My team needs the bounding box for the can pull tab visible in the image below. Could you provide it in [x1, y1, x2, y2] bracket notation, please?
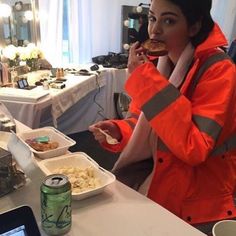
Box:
[51, 177, 63, 185]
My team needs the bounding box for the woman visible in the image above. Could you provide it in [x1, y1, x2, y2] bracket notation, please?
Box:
[89, 0, 236, 233]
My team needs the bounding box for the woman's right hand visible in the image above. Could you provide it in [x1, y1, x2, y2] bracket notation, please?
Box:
[88, 120, 122, 144]
[128, 41, 148, 74]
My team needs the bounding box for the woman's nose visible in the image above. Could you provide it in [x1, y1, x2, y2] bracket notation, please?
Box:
[149, 21, 162, 36]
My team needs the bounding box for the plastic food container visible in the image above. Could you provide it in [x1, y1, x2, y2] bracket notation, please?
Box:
[17, 127, 76, 159]
[38, 152, 116, 200]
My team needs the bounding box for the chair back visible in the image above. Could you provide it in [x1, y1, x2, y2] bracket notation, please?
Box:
[228, 40, 236, 64]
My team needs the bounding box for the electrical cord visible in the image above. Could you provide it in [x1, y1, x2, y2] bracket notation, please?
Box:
[93, 72, 108, 120]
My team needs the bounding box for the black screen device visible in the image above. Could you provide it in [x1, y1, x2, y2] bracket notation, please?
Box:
[18, 80, 24, 89]
[78, 69, 91, 76]
[0, 205, 41, 236]
[90, 64, 99, 71]
[22, 79, 28, 87]
[17, 79, 36, 90]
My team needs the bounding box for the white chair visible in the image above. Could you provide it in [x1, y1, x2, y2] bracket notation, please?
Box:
[114, 92, 131, 119]
[212, 220, 236, 236]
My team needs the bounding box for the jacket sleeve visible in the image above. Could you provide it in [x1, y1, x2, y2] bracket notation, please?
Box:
[125, 61, 236, 166]
[101, 100, 141, 153]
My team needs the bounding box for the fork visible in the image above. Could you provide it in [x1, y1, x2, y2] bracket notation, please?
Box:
[97, 128, 119, 145]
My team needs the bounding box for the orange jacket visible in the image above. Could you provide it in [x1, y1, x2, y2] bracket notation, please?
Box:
[103, 24, 236, 224]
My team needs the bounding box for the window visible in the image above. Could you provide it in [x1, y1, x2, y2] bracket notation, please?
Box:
[62, 0, 69, 64]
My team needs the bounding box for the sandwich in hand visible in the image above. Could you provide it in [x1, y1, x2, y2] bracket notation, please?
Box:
[142, 39, 168, 56]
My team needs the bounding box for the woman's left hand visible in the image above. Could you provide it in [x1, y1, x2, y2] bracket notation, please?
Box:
[128, 41, 149, 74]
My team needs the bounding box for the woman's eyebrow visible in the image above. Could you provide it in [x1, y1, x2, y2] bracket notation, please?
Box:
[149, 9, 155, 14]
[161, 12, 178, 17]
[149, 9, 178, 17]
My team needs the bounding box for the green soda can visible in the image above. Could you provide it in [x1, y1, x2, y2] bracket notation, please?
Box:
[41, 174, 72, 235]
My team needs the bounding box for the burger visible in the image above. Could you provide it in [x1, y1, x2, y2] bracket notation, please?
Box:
[142, 39, 168, 56]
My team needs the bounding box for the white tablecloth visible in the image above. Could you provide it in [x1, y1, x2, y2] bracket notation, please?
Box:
[0, 68, 128, 134]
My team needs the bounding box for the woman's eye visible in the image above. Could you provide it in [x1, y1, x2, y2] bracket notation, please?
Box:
[148, 15, 156, 22]
[163, 18, 175, 25]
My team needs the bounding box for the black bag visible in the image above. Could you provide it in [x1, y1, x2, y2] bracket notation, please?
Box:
[92, 52, 128, 68]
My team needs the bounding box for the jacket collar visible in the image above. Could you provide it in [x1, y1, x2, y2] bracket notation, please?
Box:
[195, 23, 228, 57]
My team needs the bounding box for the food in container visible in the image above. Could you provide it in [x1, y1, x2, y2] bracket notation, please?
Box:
[25, 136, 59, 152]
[17, 127, 76, 159]
[38, 152, 116, 200]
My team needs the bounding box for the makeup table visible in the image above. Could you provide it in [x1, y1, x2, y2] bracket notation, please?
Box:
[0, 67, 128, 134]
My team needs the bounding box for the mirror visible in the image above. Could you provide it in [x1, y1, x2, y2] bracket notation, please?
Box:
[121, 5, 149, 52]
[0, 0, 40, 47]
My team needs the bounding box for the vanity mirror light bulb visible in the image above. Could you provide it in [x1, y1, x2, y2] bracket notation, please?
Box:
[24, 10, 33, 21]
[136, 6, 143, 13]
[123, 44, 130, 50]
[23, 40, 29, 46]
[0, 3, 11, 17]
[124, 20, 129, 27]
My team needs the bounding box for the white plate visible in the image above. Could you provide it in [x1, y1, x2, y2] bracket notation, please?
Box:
[38, 152, 116, 200]
[16, 127, 76, 159]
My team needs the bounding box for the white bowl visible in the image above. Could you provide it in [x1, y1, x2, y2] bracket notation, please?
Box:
[17, 127, 76, 159]
[38, 152, 116, 200]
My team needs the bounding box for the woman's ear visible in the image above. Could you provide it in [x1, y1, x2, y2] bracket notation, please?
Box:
[189, 20, 202, 37]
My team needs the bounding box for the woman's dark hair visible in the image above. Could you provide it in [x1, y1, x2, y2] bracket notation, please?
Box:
[167, 0, 214, 47]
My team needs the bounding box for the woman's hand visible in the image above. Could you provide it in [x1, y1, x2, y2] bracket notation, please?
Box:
[128, 41, 149, 74]
[89, 120, 122, 144]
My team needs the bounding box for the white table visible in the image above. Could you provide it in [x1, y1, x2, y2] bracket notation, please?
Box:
[0, 68, 128, 134]
[0, 179, 206, 236]
[0, 121, 206, 236]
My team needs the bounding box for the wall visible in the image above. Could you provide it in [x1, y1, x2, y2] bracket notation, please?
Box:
[211, 0, 236, 43]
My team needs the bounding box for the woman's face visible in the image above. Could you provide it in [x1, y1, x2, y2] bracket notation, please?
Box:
[148, 0, 195, 62]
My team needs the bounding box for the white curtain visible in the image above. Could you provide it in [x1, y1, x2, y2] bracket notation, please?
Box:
[38, 0, 149, 65]
[38, 0, 64, 67]
[67, 0, 92, 64]
[211, 0, 236, 43]
[67, 0, 149, 64]
[38, 0, 236, 65]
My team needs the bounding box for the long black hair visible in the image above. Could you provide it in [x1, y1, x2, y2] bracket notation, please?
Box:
[164, 0, 214, 47]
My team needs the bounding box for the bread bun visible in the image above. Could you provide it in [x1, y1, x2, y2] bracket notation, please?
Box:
[142, 39, 167, 56]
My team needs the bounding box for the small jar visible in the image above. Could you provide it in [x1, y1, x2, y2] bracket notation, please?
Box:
[0, 115, 11, 124]
[2, 121, 16, 132]
[43, 81, 49, 90]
